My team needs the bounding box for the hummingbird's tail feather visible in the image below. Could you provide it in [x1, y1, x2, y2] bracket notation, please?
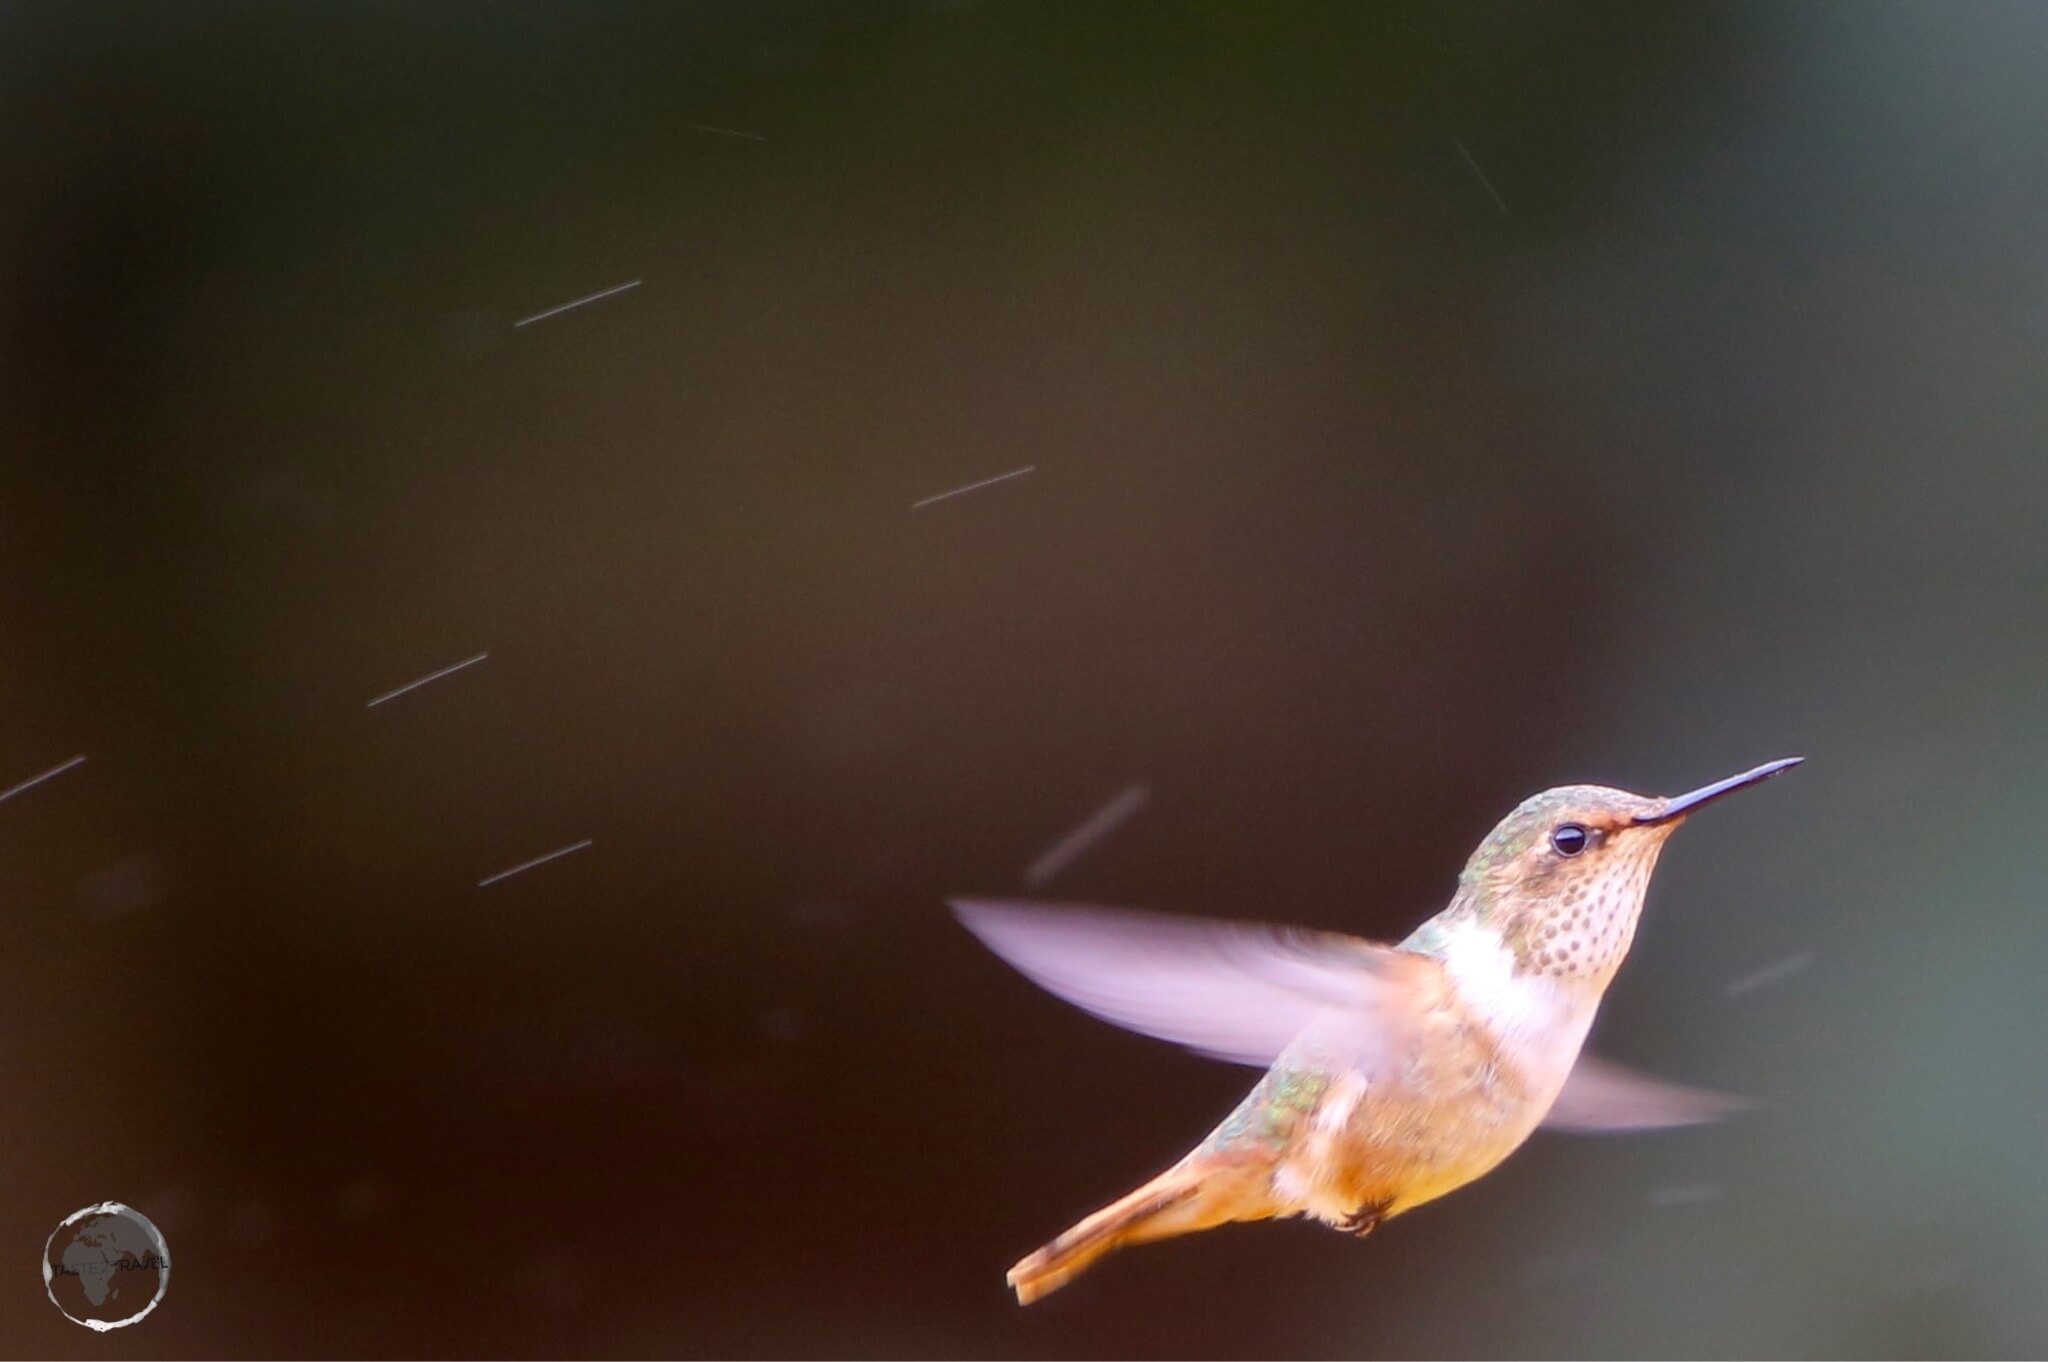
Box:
[1006, 1164, 1253, 1304]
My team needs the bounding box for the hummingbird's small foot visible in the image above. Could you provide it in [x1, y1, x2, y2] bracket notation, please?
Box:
[1337, 1201, 1390, 1238]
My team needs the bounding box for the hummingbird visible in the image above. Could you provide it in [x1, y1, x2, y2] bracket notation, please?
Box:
[953, 756, 1800, 1304]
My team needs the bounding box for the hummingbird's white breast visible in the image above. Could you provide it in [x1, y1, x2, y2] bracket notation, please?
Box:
[1267, 918, 1606, 1224]
[1436, 916, 1599, 1102]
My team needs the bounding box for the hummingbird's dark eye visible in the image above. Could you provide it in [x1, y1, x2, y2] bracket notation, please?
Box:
[1551, 823, 1590, 857]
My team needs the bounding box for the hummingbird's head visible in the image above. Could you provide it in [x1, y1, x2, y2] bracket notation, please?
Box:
[1455, 758, 1801, 985]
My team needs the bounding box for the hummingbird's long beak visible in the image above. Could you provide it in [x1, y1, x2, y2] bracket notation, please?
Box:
[1633, 756, 1803, 826]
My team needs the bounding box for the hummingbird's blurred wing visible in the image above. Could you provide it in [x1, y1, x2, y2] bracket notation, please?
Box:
[1540, 1053, 1752, 1132]
[951, 898, 1428, 1067]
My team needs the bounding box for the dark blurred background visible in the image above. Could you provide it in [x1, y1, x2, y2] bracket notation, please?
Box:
[5, 1, 2048, 1355]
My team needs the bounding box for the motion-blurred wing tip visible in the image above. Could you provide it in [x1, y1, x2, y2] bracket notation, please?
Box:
[1701, 1091, 1761, 1120]
[949, 896, 1035, 937]
[1542, 1055, 1760, 1134]
[950, 896, 1032, 921]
